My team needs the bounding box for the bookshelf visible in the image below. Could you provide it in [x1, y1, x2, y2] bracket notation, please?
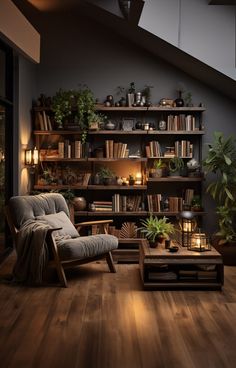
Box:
[32, 104, 205, 261]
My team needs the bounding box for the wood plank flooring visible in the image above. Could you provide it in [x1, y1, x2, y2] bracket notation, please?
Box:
[1, 253, 236, 368]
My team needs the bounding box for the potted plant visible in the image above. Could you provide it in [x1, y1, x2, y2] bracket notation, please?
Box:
[203, 131, 236, 264]
[138, 215, 175, 248]
[52, 86, 96, 143]
[128, 174, 135, 185]
[150, 159, 163, 178]
[141, 84, 153, 106]
[98, 166, 115, 185]
[168, 157, 184, 176]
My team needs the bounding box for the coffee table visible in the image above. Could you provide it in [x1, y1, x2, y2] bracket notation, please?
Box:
[139, 239, 224, 290]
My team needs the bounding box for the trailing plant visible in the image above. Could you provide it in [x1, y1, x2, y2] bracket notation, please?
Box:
[203, 131, 236, 244]
[138, 215, 175, 243]
[51, 85, 96, 143]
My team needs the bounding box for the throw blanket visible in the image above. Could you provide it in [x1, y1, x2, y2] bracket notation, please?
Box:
[13, 219, 50, 285]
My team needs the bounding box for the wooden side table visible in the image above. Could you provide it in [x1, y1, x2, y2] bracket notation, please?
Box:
[139, 239, 224, 290]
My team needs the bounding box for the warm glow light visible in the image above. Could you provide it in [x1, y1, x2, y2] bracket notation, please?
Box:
[189, 231, 211, 252]
[25, 149, 32, 165]
[135, 172, 142, 185]
[183, 222, 192, 232]
[32, 147, 39, 165]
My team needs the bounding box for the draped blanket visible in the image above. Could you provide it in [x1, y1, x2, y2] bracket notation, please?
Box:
[13, 219, 50, 285]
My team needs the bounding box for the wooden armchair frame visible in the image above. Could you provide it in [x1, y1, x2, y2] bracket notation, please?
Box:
[5, 206, 116, 287]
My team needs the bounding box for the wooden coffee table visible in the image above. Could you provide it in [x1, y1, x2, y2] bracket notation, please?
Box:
[139, 239, 224, 290]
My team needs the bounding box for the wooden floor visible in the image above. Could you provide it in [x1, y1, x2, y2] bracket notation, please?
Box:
[1, 254, 236, 368]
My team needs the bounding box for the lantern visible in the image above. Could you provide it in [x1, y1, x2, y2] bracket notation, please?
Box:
[179, 211, 197, 247]
[189, 229, 211, 252]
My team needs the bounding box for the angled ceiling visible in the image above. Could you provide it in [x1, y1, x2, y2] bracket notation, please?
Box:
[11, 0, 236, 101]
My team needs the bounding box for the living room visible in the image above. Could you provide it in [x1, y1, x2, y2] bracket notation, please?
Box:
[1, 1, 236, 367]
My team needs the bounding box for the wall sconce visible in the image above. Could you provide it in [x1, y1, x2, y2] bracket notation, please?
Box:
[189, 229, 211, 252]
[135, 172, 142, 185]
[179, 211, 197, 247]
[25, 147, 39, 166]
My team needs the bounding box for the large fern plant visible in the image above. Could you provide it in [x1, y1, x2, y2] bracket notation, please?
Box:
[203, 131, 236, 244]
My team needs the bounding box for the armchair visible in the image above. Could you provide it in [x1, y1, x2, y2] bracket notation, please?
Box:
[5, 193, 118, 287]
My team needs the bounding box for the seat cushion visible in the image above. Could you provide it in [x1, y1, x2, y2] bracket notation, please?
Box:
[36, 211, 79, 238]
[56, 234, 118, 261]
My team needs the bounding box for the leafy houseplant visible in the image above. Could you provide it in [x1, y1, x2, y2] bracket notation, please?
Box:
[168, 157, 184, 176]
[203, 131, 236, 247]
[150, 159, 163, 178]
[138, 215, 175, 247]
[98, 166, 115, 185]
[51, 86, 96, 143]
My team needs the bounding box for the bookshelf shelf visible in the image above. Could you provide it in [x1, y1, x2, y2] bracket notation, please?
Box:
[32, 103, 205, 260]
[147, 177, 203, 182]
[88, 185, 147, 190]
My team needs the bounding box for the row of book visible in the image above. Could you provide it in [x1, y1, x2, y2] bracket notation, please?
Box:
[105, 140, 129, 158]
[35, 111, 53, 131]
[174, 140, 193, 158]
[58, 140, 84, 158]
[89, 195, 142, 212]
[40, 141, 85, 159]
[167, 114, 197, 131]
[147, 189, 196, 213]
[145, 140, 193, 158]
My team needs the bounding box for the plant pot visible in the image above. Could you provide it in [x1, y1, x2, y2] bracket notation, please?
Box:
[149, 241, 158, 248]
[129, 179, 135, 186]
[150, 169, 162, 178]
[89, 122, 99, 130]
[212, 235, 236, 265]
[156, 236, 166, 244]
[103, 177, 113, 185]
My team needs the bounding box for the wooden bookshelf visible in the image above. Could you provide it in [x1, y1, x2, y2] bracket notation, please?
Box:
[32, 104, 205, 260]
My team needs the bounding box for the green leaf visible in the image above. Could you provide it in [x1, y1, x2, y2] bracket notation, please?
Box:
[224, 155, 232, 165]
[225, 187, 234, 201]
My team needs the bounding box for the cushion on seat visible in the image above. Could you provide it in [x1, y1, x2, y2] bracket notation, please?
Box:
[36, 211, 79, 238]
[56, 234, 118, 261]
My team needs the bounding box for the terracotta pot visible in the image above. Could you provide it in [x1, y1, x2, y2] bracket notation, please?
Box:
[73, 197, 87, 211]
[212, 236, 236, 265]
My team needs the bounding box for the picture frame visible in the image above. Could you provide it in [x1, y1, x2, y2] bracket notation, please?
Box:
[122, 118, 136, 131]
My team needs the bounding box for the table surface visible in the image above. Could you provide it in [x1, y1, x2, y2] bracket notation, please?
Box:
[140, 239, 222, 260]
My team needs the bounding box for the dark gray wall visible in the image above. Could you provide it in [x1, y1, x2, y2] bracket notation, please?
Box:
[18, 55, 37, 194]
[35, 12, 236, 234]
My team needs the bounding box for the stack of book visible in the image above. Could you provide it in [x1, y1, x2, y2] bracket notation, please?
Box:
[58, 140, 83, 158]
[90, 201, 113, 212]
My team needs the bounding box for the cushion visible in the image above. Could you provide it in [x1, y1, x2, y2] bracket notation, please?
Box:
[36, 211, 79, 238]
[55, 234, 118, 261]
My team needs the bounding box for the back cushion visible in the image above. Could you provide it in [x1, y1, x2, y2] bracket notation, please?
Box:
[36, 211, 79, 238]
[9, 193, 70, 229]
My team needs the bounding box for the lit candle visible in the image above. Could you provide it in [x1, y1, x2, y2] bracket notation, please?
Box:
[135, 172, 142, 185]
